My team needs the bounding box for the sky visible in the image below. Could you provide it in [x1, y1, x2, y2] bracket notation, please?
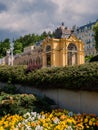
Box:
[0, 0, 98, 41]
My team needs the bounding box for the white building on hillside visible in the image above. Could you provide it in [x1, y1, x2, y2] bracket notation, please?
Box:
[75, 20, 98, 56]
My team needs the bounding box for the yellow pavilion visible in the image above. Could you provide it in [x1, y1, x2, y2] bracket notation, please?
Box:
[42, 23, 84, 67]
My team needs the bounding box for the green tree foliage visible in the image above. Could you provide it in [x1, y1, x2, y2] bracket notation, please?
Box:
[89, 55, 98, 62]
[14, 33, 43, 48]
[93, 22, 98, 51]
[0, 31, 54, 57]
[0, 38, 10, 58]
[14, 31, 54, 49]
[13, 41, 23, 54]
[85, 55, 93, 63]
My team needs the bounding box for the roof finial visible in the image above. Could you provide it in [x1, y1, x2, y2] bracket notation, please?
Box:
[62, 22, 64, 26]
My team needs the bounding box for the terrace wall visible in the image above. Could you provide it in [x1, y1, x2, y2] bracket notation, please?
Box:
[0, 82, 98, 115]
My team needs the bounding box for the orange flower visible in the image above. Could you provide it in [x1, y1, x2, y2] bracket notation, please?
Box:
[31, 122, 36, 127]
[37, 121, 40, 125]
[95, 121, 98, 126]
[60, 115, 66, 120]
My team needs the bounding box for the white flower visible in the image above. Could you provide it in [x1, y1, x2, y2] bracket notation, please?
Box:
[53, 117, 60, 124]
[37, 115, 41, 119]
[64, 126, 73, 130]
[31, 112, 37, 117]
[35, 125, 43, 130]
[68, 112, 74, 117]
[23, 112, 31, 118]
[16, 122, 21, 128]
[42, 115, 45, 119]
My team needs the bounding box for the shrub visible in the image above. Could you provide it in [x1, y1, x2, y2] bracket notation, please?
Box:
[25, 64, 42, 73]
[0, 83, 17, 94]
[85, 55, 93, 62]
[0, 92, 55, 116]
[89, 55, 98, 62]
[0, 63, 98, 90]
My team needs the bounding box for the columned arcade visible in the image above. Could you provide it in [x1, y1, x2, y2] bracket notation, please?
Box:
[42, 36, 84, 67]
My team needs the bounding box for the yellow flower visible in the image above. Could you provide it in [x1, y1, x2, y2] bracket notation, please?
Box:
[0, 126, 4, 130]
[89, 120, 93, 126]
[27, 122, 30, 126]
[84, 118, 88, 123]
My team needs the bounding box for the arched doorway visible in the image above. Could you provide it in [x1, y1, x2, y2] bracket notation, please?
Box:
[36, 56, 41, 65]
[46, 45, 51, 67]
[67, 43, 77, 65]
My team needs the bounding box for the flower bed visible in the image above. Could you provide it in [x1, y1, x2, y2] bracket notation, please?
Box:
[0, 109, 98, 130]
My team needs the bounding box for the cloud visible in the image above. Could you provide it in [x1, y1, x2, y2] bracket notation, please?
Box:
[0, 29, 19, 41]
[0, 0, 57, 33]
[0, 2, 7, 12]
[51, 0, 98, 25]
[0, 0, 98, 40]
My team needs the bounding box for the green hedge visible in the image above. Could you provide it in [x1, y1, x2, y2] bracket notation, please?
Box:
[0, 65, 26, 84]
[0, 63, 98, 90]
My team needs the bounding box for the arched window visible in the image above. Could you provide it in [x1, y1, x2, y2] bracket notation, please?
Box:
[29, 58, 33, 64]
[68, 43, 77, 51]
[67, 43, 77, 65]
[33, 59, 36, 65]
[23, 60, 27, 65]
[46, 45, 51, 52]
[36, 56, 40, 65]
[46, 45, 51, 67]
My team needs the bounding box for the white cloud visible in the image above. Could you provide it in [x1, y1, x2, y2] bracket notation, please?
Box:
[0, 0, 98, 40]
[51, 0, 98, 25]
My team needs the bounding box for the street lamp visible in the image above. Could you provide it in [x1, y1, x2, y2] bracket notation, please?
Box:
[10, 42, 14, 66]
[6, 42, 14, 66]
[6, 49, 11, 65]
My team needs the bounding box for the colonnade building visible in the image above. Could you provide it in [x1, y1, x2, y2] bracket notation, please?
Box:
[14, 24, 84, 67]
[1, 24, 85, 67]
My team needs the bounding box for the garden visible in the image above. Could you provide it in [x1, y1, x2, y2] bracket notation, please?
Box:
[0, 63, 98, 129]
[0, 88, 98, 130]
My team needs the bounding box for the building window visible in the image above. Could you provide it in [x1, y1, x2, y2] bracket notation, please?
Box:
[36, 56, 41, 65]
[46, 45, 51, 67]
[67, 43, 77, 65]
[46, 45, 51, 52]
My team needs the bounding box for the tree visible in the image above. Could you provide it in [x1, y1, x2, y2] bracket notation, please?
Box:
[0, 38, 10, 58]
[13, 41, 23, 54]
[0, 31, 54, 57]
[93, 22, 98, 51]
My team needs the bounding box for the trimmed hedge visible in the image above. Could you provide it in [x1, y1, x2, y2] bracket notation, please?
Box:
[0, 63, 98, 90]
